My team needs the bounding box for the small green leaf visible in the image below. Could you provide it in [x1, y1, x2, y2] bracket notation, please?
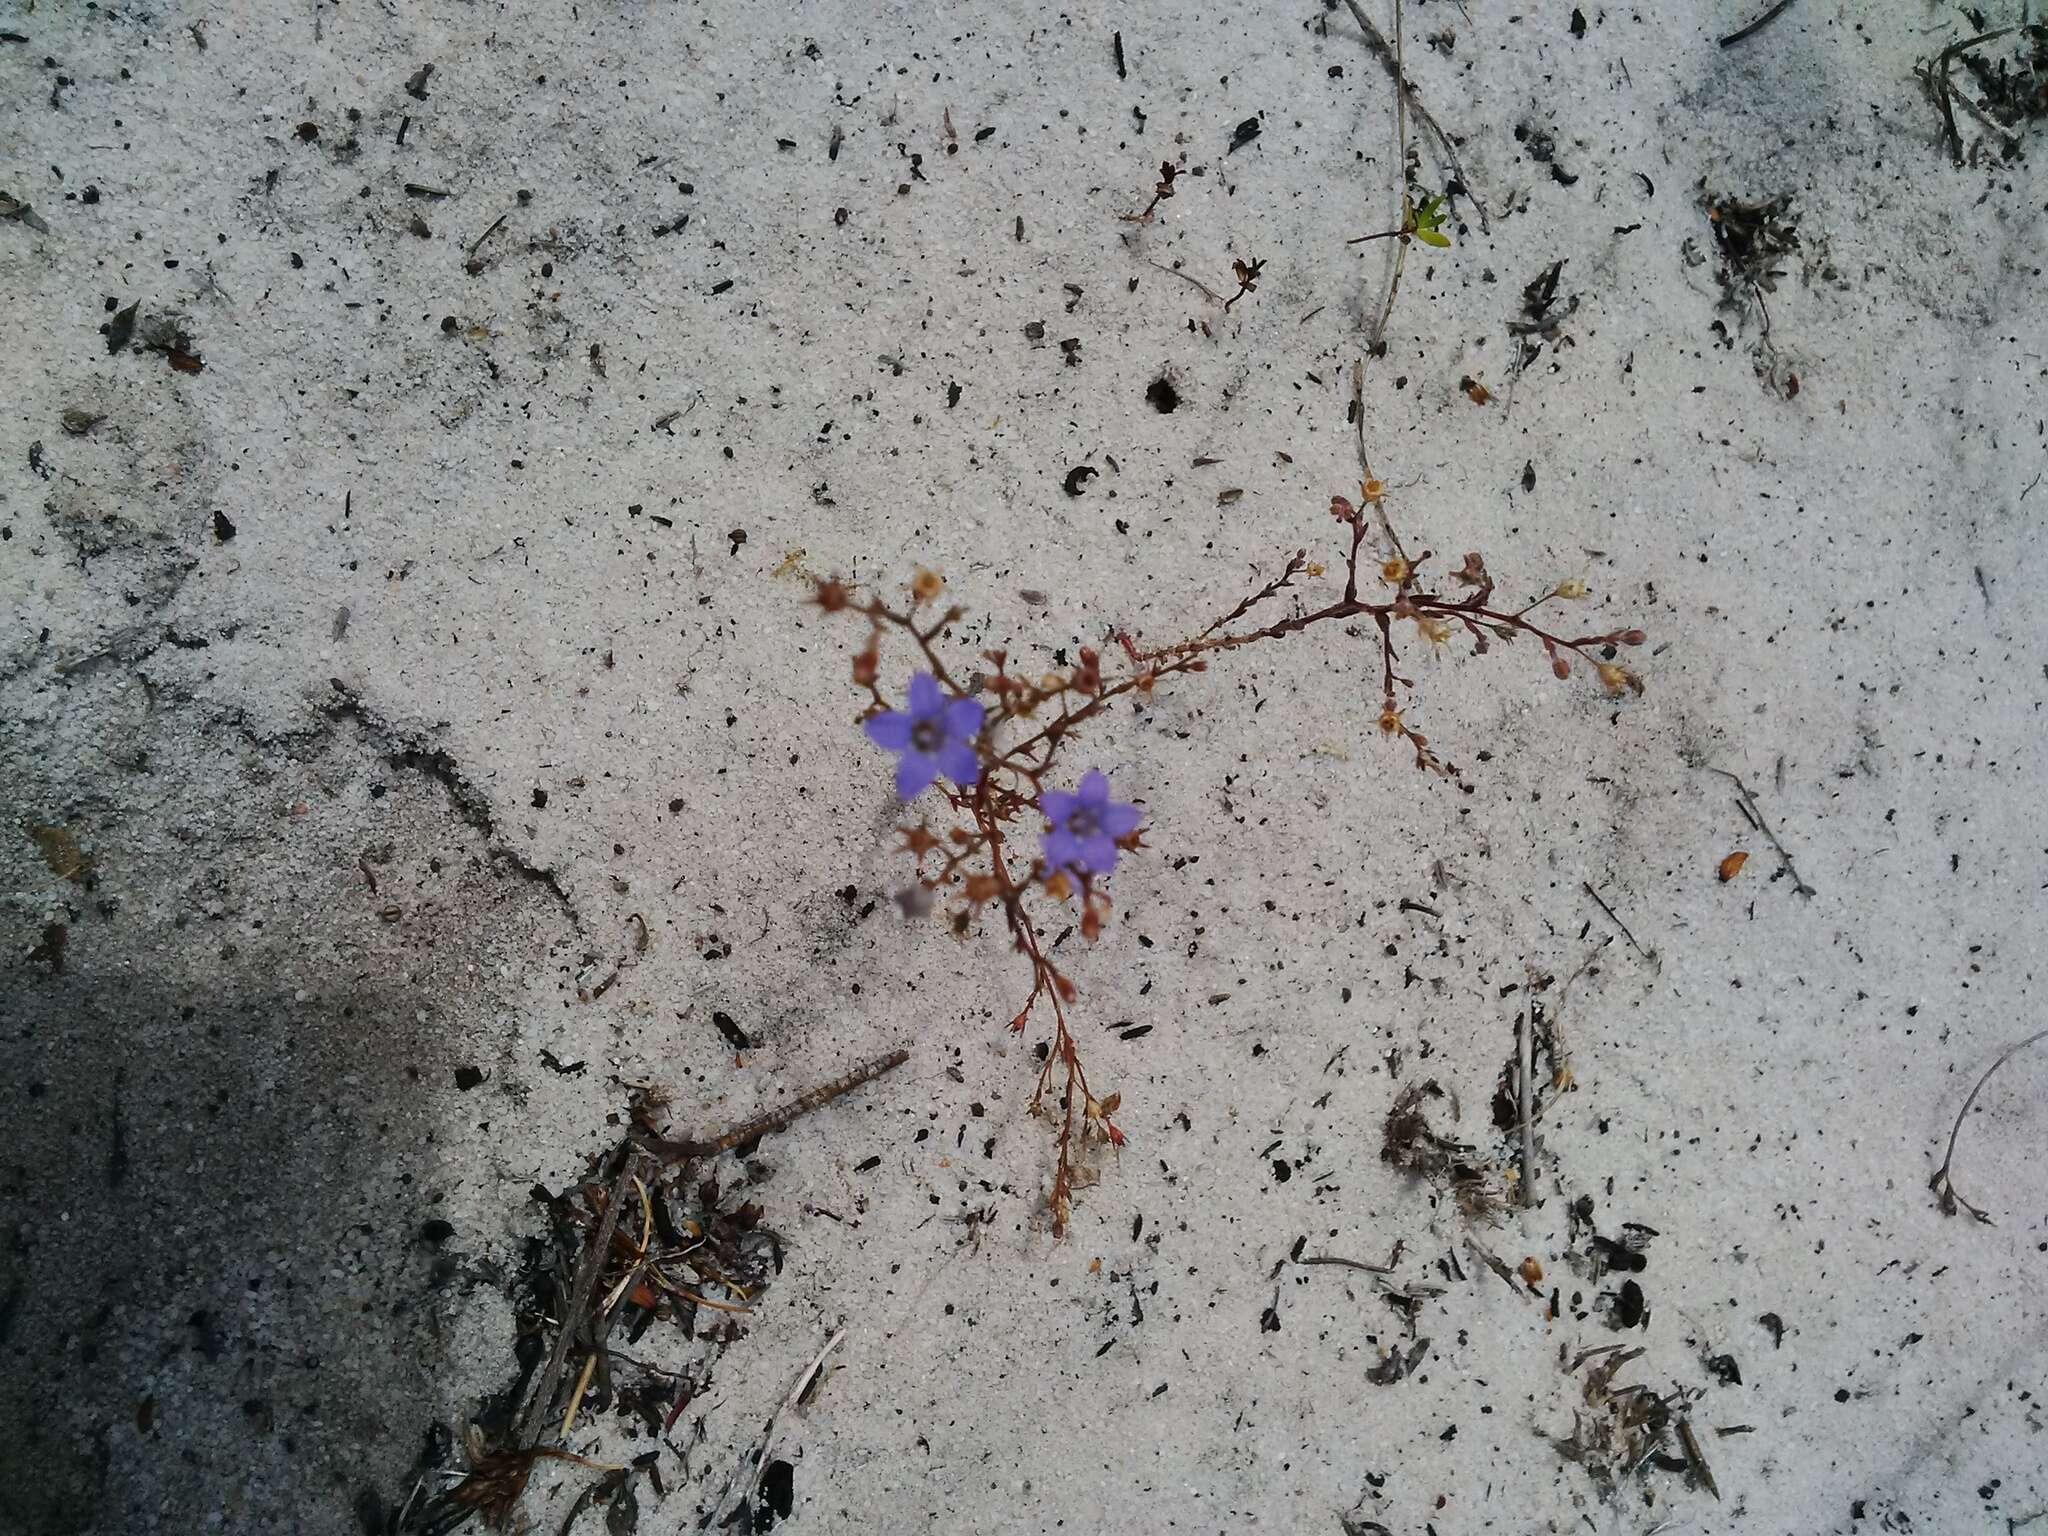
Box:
[1408, 191, 1451, 248]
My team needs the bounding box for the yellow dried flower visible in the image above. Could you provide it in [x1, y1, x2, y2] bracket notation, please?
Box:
[1595, 662, 1642, 696]
[1554, 577, 1588, 600]
[1381, 557, 1410, 585]
[910, 567, 945, 603]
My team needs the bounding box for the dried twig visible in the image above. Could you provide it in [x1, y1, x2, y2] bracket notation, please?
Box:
[1706, 766, 1814, 896]
[1140, 254, 1227, 304]
[640, 1048, 910, 1161]
[1718, 0, 1796, 50]
[1298, 1252, 1395, 1275]
[1676, 1415, 1720, 1500]
[518, 1147, 643, 1449]
[1516, 997, 1536, 1208]
[1930, 1025, 2048, 1222]
[1582, 881, 1658, 968]
[700, 1331, 846, 1529]
[1338, 0, 1489, 232]
[1916, 25, 2045, 165]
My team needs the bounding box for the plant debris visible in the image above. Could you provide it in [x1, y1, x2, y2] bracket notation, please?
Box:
[402, 1051, 906, 1532]
[1381, 1079, 1501, 1219]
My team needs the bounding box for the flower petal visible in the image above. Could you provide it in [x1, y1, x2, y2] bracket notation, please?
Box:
[906, 671, 943, 718]
[1100, 801, 1144, 839]
[942, 694, 985, 740]
[1079, 834, 1120, 874]
[895, 752, 938, 801]
[1039, 788, 1079, 828]
[1077, 768, 1110, 807]
[936, 741, 980, 787]
[863, 710, 912, 751]
[1043, 828, 1083, 872]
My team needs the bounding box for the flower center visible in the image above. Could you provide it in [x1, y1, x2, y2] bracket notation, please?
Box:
[1066, 806, 1099, 839]
[910, 718, 945, 753]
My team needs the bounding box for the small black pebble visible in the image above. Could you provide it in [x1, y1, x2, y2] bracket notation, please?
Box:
[453, 1066, 484, 1091]
[211, 510, 236, 542]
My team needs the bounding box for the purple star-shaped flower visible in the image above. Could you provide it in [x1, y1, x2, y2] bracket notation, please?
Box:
[863, 671, 984, 800]
[1041, 769, 1143, 877]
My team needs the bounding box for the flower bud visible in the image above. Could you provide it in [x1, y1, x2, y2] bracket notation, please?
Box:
[1617, 628, 1647, 646]
[1551, 656, 1571, 680]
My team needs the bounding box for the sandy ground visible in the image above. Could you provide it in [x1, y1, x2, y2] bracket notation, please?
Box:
[4, 1, 2047, 1533]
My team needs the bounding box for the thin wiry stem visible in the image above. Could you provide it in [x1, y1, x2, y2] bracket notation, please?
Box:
[1930, 1026, 2048, 1222]
[819, 485, 1643, 1232]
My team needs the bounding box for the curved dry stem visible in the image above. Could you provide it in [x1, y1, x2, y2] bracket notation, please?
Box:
[1930, 1025, 2048, 1223]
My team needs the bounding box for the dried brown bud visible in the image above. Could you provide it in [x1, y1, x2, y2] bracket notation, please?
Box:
[1552, 656, 1571, 680]
[812, 578, 852, 613]
[852, 645, 879, 686]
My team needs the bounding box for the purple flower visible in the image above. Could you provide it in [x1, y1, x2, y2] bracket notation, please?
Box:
[1041, 769, 1143, 877]
[864, 671, 984, 800]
